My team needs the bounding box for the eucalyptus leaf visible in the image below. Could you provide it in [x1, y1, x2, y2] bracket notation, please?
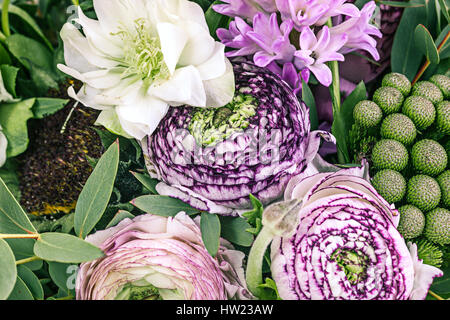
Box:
[200, 212, 221, 257]
[131, 172, 158, 194]
[17, 265, 44, 300]
[7, 276, 33, 300]
[0, 98, 35, 158]
[74, 140, 120, 239]
[105, 210, 135, 229]
[0, 239, 17, 300]
[48, 262, 76, 296]
[0, 177, 37, 234]
[33, 232, 104, 264]
[414, 24, 440, 64]
[131, 195, 199, 217]
[438, 0, 450, 24]
[5, 238, 42, 271]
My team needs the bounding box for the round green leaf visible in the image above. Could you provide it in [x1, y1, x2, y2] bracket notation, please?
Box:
[33, 233, 104, 264]
[7, 276, 34, 300]
[200, 212, 221, 258]
[0, 239, 17, 300]
[17, 265, 44, 300]
[414, 24, 440, 64]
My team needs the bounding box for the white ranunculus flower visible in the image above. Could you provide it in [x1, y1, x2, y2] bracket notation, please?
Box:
[0, 125, 6, 167]
[58, 0, 235, 140]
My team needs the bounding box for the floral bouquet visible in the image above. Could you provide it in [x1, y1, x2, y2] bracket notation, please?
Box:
[0, 0, 448, 301]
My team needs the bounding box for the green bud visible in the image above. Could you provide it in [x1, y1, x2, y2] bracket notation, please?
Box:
[416, 239, 444, 268]
[424, 207, 450, 245]
[397, 205, 425, 239]
[402, 96, 436, 130]
[411, 139, 447, 176]
[371, 169, 406, 204]
[429, 74, 450, 100]
[353, 100, 383, 128]
[435, 100, 450, 135]
[380, 113, 416, 145]
[412, 81, 444, 105]
[373, 86, 404, 114]
[382, 72, 411, 96]
[437, 170, 450, 209]
[372, 139, 409, 171]
[406, 175, 441, 212]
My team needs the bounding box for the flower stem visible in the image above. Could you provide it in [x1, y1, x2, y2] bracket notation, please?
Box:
[16, 256, 42, 266]
[428, 290, 444, 301]
[2, 0, 11, 37]
[71, 0, 79, 6]
[245, 226, 275, 298]
[326, 19, 341, 115]
[0, 233, 40, 240]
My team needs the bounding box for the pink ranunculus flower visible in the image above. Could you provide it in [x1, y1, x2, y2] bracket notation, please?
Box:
[76, 212, 253, 300]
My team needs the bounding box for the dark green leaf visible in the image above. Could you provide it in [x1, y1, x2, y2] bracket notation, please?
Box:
[0, 177, 37, 234]
[5, 238, 42, 271]
[105, 210, 135, 229]
[391, 0, 428, 80]
[0, 239, 17, 300]
[331, 81, 367, 164]
[5, 34, 53, 71]
[205, 1, 230, 40]
[131, 195, 199, 217]
[33, 232, 104, 264]
[242, 194, 263, 235]
[257, 278, 282, 300]
[414, 24, 440, 64]
[378, 0, 425, 7]
[17, 265, 44, 300]
[200, 212, 221, 257]
[437, 0, 450, 24]
[131, 172, 158, 194]
[0, 42, 11, 65]
[302, 80, 318, 131]
[7, 276, 33, 300]
[0, 163, 21, 200]
[0, 65, 19, 98]
[436, 24, 450, 60]
[32, 98, 69, 119]
[28, 62, 59, 95]
[0, 98, 36, 158]
[219, 216, 254, 247]
[74, 140, 120, 238]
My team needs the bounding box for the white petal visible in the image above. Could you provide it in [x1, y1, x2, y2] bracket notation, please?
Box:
[176, 0, 209, 31]
[149, 66, 206, 107]
[195, 42, 227, 81]
[157, 22, 188, 75]
[57, 64, 86, 82]
[116, 93, 169, 139]
[95, 109, 133, 139]
[68, 85, 111, 110]
[93, 0, 147, 33]
[0, 127, 7, 167]
[83, 68, 125, 89]
[203, 58, 235, 108]
[60, 23, 118, 70]
[178, 22, 216, 67]
[75, 7, 124, 58]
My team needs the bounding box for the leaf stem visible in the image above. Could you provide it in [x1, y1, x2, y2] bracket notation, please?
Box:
[71, 0, 79, 6]
[0, 233, 40, 240]
[428, 290, 444, 300]
[245, 226, 275, 298]
[16, 256, 42, 265]
[1, 0, 10, 37]
[412, 30, 450, 85]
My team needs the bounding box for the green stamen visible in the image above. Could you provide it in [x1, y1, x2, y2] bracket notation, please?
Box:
[331, 248, 369, 285]
[188, 94, 257, 147]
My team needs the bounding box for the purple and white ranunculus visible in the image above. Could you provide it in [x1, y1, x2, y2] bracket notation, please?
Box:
[76, 212, 252, 300]
[266, 163, 443, 300]
[142, 60, 333, 215]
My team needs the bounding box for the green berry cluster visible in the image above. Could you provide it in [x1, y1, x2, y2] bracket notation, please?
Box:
[352, 72, 450, 248]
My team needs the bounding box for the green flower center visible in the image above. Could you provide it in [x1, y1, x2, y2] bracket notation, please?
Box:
[188, 94, 257, 146]
[330, 248, 369, 285]
[114, 19, 170, 86]
[115, 283, 162, 300]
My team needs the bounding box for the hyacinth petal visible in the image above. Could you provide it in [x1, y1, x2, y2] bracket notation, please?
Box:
[157, 22, 189, 75]
[308, 63, 332, 86]
[149, 66, 206, 107]
[299, 27, 317, 51]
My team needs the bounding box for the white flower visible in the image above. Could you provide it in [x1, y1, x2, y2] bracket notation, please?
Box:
[0, 125, 6, 167]
[58, 0, 235, 140]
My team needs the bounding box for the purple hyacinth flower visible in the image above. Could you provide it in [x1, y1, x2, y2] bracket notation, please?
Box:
[331, 1, 382, 60]
[213, 0, 263, 20]
[217, 17, 260, 57]
[293, 26, 347, 86]
[247, 13, 297, 67]
[266, 61, 310, 95]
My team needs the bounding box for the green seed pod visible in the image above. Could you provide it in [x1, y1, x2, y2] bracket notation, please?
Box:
[397, 205, 425, 239]
[410, 139, 447, 176]
[435, 100, 450, 135]
[429, 74, 450, 100]
[373, 86, 404, 115]
[424, 207, 450, 245]
[437, 170, 450, 209]
[353, 100, 383, 128]
[380, 113, 416, 145]
[402, 96, 436, 130]
[371, 169, 406, 204]
[406, 175, 441, 212]
[412, 81, 444, 105]
[371, 139, 409, 171]
[382, 72, 412, 96]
